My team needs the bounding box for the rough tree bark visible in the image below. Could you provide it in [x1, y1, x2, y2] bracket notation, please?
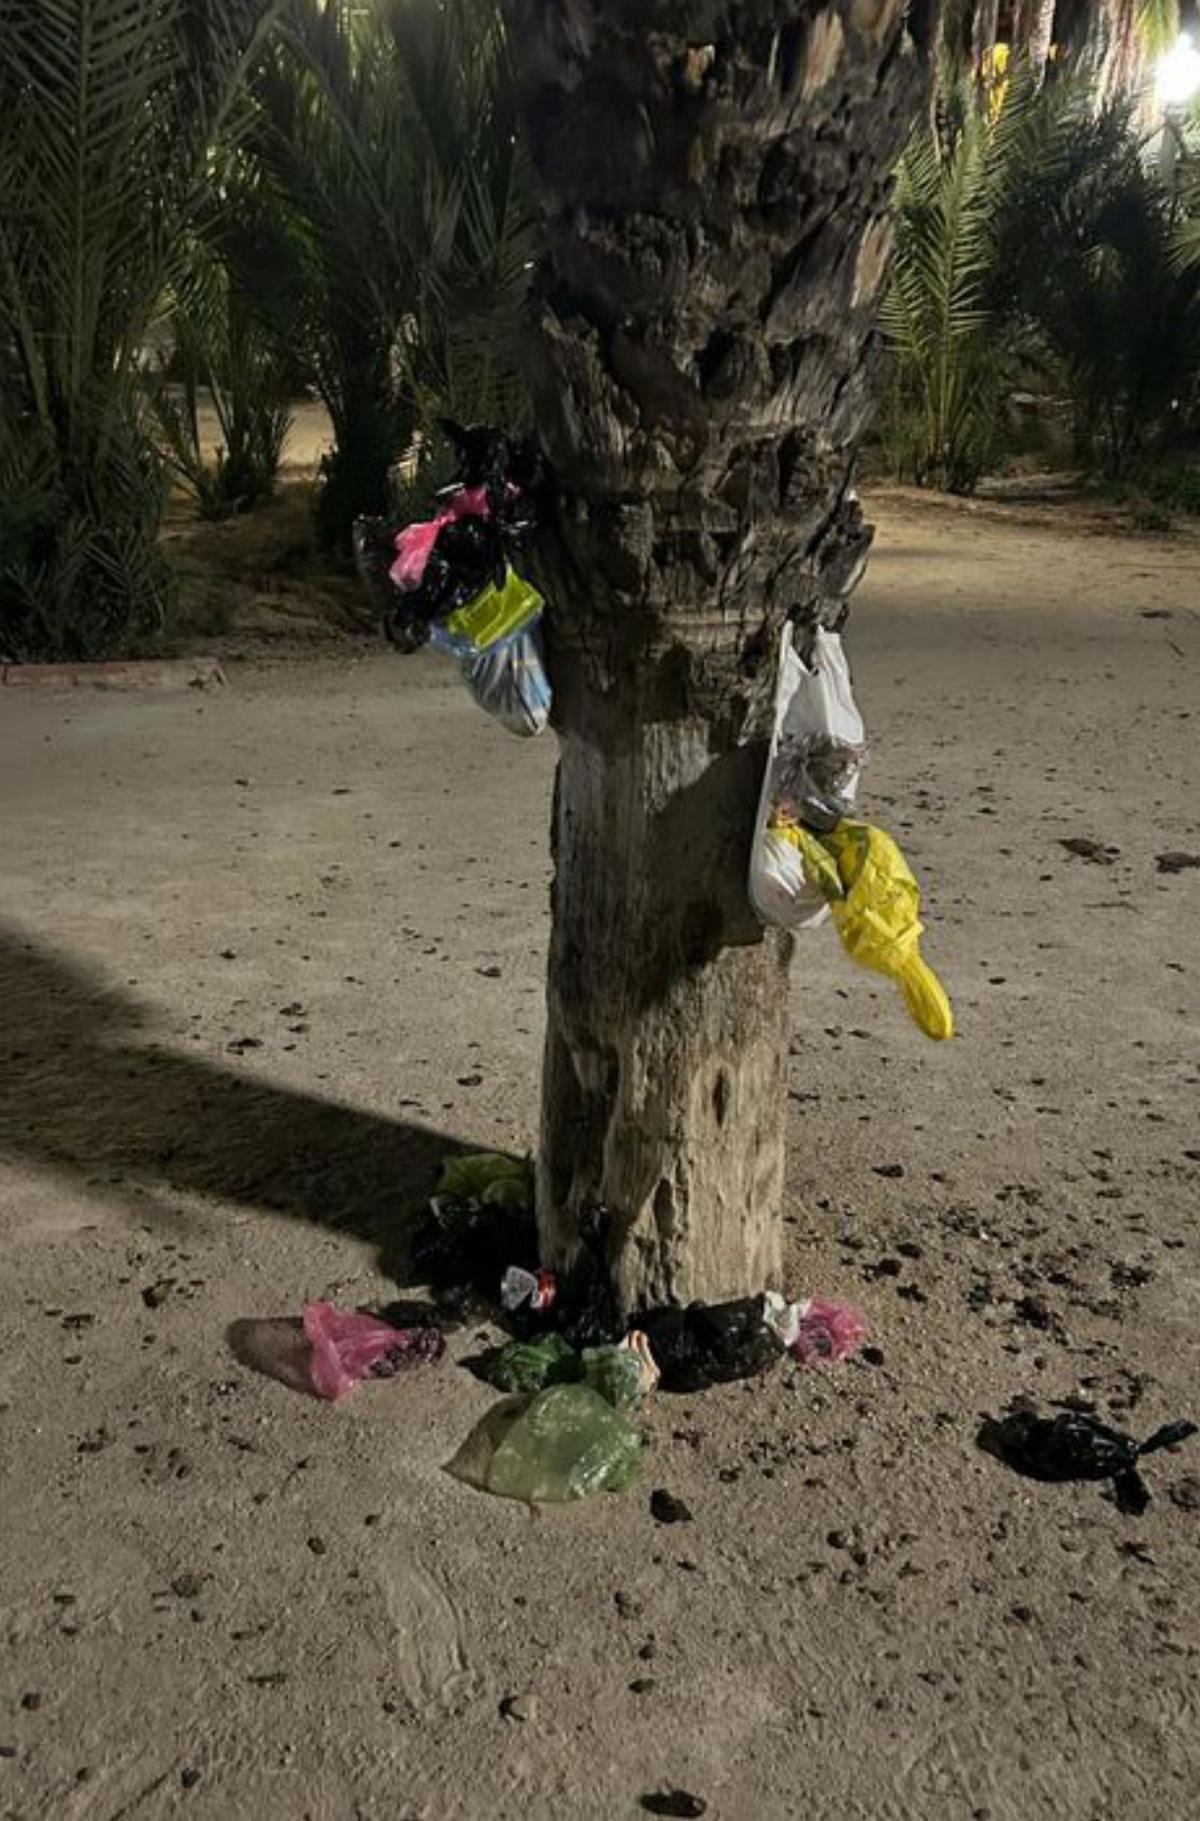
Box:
[503, 1, 939, 1316]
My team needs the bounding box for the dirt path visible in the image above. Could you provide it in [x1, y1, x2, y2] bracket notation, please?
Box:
[2, 496, 1198, 1821]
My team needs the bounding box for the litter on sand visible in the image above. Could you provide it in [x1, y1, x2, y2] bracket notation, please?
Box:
[437, 1152, 534, 1211]
[479, 1332, 652, 1409]
[276, 1156, 872, 1504]
[456, 1383, 643, 1505]
[302, 1301, 444, 1402]
[479, 1331, 580, 1394]
[500, 1264, 558, 1314]
[978, 1407, 1197, 1515]
[639, 1298, 785, 1394]
[763, 1292, 869, 1364]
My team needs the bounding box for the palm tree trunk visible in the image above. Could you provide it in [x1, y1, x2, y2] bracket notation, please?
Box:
[505, 0, 939, 1314]
[1028, 0, 1058, 82]
[971, 0, 1000, 74]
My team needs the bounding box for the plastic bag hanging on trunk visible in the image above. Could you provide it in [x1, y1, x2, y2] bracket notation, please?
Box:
[429, 566, 551, 737]
[770, 816, 954, 1039]
[748, 625, 867, 929]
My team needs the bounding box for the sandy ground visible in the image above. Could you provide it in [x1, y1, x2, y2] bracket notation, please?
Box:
[2, 495, 1199, 1821]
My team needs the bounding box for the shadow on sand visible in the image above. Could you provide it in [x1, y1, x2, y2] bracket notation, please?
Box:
[0, 918, 471, 1285]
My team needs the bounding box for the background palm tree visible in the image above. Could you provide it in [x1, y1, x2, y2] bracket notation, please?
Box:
[0, 0, 285, 660]
[143, 205, 297, 520]
[251, 0, 533, 555]
[881, 74, 1034, 492]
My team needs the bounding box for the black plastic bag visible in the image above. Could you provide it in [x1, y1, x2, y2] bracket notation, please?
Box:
[639, 1298, 785, 1393]
[978, 1408, 1197, 1515]
[352, 422, 551, 653]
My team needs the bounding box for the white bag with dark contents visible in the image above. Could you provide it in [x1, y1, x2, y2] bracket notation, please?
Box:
[748, 624, 866, 929]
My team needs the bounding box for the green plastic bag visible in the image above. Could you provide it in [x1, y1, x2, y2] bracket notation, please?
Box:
[484, 1384, 641, 1503]
[482, 1332, 580, 1394]
[437, 1152, 533, 1212]
[580, 1345, 644, 1410]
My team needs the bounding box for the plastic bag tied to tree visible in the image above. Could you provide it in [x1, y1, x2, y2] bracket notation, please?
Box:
[749, 625, 866, 929]
[350, 422, 553, 735]
[772, 816, 954, 1041]
[388, 484, 494, 590]
[429, 566, 551, 738]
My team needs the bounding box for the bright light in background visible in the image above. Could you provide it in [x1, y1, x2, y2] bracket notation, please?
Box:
[1155, 32, 1200, 109]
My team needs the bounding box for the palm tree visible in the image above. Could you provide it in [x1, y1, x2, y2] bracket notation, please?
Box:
[502, 0, 939, 1314]
[992, 86, 1200, 472]
[144, 211, 296, 520]
[0, 0, 286, 660]
[252, 0, 533, 554]
[881, 76, 1031, 491]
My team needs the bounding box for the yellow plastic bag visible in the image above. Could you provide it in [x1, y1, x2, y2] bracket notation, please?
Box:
[768, 814, 845, 905]
[821, 821, 954, 1041]
[442, 567, 543, 653]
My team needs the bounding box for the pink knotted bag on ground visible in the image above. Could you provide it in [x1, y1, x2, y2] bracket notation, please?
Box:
[791, 1296, 869, 1365]
[302, 1301, 444, 1401]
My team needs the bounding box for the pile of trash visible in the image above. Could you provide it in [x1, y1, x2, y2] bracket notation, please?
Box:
[748, 624, 954, 1041]
[294, 1153, 869, 1506]
[276, 1154, 1196, 1516]
[353, 421, 552, 737]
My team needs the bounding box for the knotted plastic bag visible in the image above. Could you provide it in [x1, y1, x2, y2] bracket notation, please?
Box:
[768, 815, 954, 1042]
[302, 1302, 444, 1401]
[580, 1344, 645, 1410]
[482, 1332, 580, 1394]
[481, 1384, 642, 1503]
[437, 1152, 533, 1213]
[430, 566, 551, 738]
[823, 821, 954, 1041]
[749, 625, 866, 928]
[763, 1291, 869, 1364]
[389, 485, 491, 590]
[792, 1296, 870, 1365]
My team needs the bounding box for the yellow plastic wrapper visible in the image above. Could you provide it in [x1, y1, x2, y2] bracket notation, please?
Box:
[823, 821, 954, 1041]
[442, 566, 543, 652]
[770, 813, 954, 1041]
[769, 814, 844, 904]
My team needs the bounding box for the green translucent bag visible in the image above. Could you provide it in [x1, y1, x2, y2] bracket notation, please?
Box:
[482, 1332, 580, 1394]
[484, 1384, 641, 1503]
[436, 1152, 534, 1211]
[580, 1345, 644, 1410]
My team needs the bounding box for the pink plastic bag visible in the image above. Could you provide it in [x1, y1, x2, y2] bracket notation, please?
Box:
[302, 1301, 444, 1401]
[791, 1296, 868, 1366]
[389, 486, 490, 590]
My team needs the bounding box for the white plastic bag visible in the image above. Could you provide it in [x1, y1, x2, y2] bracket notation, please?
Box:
[748, 624, 865, 929]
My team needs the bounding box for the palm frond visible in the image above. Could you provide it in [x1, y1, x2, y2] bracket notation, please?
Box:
[251, 0, 534, 552]
[1, 0, 290, 658]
